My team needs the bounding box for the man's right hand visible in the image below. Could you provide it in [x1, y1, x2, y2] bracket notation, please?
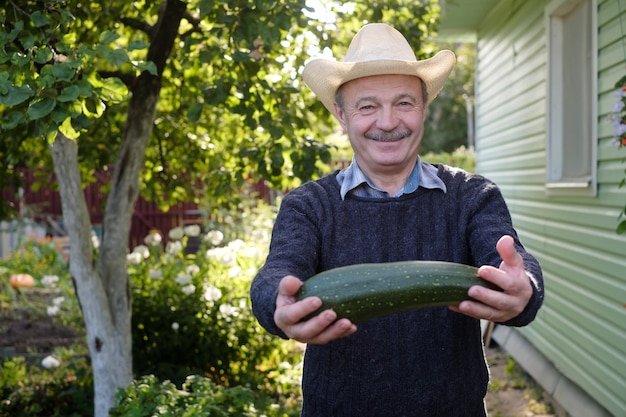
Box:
[274, 275, 357, 344]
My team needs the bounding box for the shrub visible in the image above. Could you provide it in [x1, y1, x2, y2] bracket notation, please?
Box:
[421, 146, 476, 173]
[0, 345, 93, 417]
[129, 201, 302, 404]
[109, 374, 258, 417]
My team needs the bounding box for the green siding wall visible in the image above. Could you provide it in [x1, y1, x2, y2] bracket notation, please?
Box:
[471, 0, 626, 415]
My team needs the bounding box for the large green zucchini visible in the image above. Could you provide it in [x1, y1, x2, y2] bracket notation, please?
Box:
[295, 260, 501, 323]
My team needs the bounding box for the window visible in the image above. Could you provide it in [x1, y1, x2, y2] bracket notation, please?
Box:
[545, 0, 597, 195]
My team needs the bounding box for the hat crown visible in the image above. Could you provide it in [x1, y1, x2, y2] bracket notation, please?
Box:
[344, 23, 417, 63]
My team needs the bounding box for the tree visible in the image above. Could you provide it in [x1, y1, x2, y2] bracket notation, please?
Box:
[1, 1, 444, 415]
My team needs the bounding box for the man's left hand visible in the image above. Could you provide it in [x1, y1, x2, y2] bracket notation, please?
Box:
[450, 235, 533, 322]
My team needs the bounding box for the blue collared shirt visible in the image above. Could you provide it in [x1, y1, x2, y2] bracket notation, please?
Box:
[336, 156, 447, 199]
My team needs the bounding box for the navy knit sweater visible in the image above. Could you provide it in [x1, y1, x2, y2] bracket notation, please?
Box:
[251, 164, 544, 417]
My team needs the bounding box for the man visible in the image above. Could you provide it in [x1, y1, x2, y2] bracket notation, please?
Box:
[250, 23, 544, 416]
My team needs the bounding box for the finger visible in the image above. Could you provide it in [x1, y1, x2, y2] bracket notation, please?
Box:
[275, 295, 322, 327]
[451, 299, 505, 322]
[277, 275, 303, 300]
[496, 235, 524, 271]
[311, 318, 357, 344]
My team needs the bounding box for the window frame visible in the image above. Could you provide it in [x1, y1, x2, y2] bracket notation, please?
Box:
[545, 0, 598, 197]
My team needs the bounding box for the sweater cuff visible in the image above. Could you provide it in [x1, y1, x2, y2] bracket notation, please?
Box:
[499, 271, 543, 327]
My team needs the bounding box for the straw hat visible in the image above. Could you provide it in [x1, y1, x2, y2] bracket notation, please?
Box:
[302, 23, 456, 113]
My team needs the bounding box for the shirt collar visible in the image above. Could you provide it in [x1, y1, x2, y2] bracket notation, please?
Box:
[336, 156, 447, 200]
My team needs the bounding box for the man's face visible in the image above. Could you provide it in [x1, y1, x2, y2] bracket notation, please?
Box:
[334, 74, 426, 178]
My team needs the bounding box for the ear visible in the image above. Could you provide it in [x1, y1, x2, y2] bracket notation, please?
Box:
[334, 102, 348, 131]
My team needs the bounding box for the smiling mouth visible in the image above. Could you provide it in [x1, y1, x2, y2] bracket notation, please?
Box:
[365, 130, 411, 142]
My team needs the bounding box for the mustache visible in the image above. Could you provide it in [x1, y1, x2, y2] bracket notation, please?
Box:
[364, 129, 412, 142]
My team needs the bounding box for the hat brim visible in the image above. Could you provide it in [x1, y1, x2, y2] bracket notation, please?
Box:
[303, 50, 456, 113]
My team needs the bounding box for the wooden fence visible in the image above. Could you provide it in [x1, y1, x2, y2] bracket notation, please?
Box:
[1, 168, 220, 252]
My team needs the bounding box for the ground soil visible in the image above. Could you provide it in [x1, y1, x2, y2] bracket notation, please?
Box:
[485, 346, 557, 417]
[0, 314, 557, 417]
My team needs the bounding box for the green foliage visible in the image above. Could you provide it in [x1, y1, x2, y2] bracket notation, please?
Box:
[609, 75, 626, 234]
[0, 235, 82, 328]
[109, 375, 258, 417]
[129, 201, 302, 407]
[421, 146, 476, 173]
[0, 203, 301, 416]
[0, 0, 454, 221]
[0, 346, 94, 417]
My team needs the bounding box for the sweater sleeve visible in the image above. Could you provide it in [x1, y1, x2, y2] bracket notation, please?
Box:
[250, 185, 324, 338]
[460, 171, 544, 327]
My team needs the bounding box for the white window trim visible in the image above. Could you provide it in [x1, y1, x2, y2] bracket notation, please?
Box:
[545, 0, 598, 197]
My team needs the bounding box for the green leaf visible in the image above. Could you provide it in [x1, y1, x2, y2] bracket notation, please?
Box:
[128, 39, 149, 51]
[617, 220, 626, 235]
[82, 96, 105, 117]
[134, 60, 157, 75]
[187, 103, 204, 122]
[104, 48, 129, 66]
[269, 126, 284, 139]
[59, 117, 80, 139]
[1, 111, 27, 130]
[99, 77, 128, 103]
[18, 32, 35, 49]
[0, 85, 35, 106]
[99, 30, 121, 44]
[10, 52, 30, 67]
[28, 98, 56, 120]
[57, 85, 80, 102]
[34, 46, 53, 64]
[52, 63, 77, 82]
[31, 11, 51, 27]
[50, 108, 71, 124]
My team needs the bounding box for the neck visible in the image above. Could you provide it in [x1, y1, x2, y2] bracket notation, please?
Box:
[358, 156, 419, 195]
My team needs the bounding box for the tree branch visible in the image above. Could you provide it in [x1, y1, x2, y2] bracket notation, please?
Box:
[98, 70, 137, 88]
[119, 16, 153, 36]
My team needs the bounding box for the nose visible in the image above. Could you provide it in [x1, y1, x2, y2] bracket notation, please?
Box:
[376, 106, 399, 131]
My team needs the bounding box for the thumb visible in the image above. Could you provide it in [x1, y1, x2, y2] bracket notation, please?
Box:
[496, 235, 524, 270]
[277, 275, 303, 300]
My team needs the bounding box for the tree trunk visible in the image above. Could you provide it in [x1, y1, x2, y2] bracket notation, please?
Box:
[51, 1, 187, 416]
[51, 133, 128, 417]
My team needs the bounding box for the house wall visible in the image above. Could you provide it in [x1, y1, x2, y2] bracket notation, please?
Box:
[470, 0, 626, 415]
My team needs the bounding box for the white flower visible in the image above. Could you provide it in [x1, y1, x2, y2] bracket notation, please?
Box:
[242, 246, 261, 259]
[168, 227, 184, 241]
[148, 268, 163, 280]
[203, 284, 222, 302]
[126, 252, 143, 264]
[46, 305, 60, 316]
[184, 224, 201, 237]
[185, 264, 200, 275]
[228, 266, 242, 278]
[133, 245, 150, 259]
[52, 296, 65, 306]
[251, 229, 269, 243]
[41, 355, 60, 369]
[144, 231, 162, 246]
[205, 247, 236, 266]
[171, 322, 180, 331]
[166, 240, 183, 254]
[175, 273, 192, 286]
[204, 230, 224, 246]
[228, 239, 246, 251]
[91, 230, 100, 250]
[219, 303, 238, 317]
[41, 275, 59, 288]
[181, 284, 196, 295]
